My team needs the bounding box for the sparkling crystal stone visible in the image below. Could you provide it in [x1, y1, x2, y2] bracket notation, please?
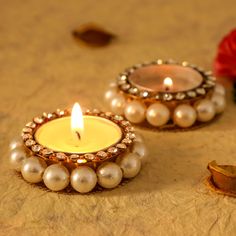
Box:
[31, 145, 43, 152]
[25, 122, 36, 129]
[70, 154, 80, 161]
[43, 113, 55, 119]
[25, 139, 36, 147]
[182, 61, 189, 66]
[126, 132, 136, 139]
[116, 143, 127, 149]
[114, 115, 124, 121]
[41, 148, 53, 156]
[121, 120, 130, 126]
[33, 117, 44, 124]
[196, 88, 206, 95]
[163, 93, 173, 101]
[203, 84, 213, 88]
[92, 109, 100, 114]
[22, 133, 32, 141]
[125, 126, 135, 132]
[117, 74, 127, 85]
[56, 153, 67, 161]
[22, 127, 33, 133]
[128, 68, 135, 73]
[43, 112, 50, 119]
[77, 158, 87, 164]
[122, 138, 132, 145]
[84, 153, 95, 161]
[140, 91, 149, 98]
[175, 92, 186, 100]
[120, 74, 127, 81]
[108, 147, 118, 154]
[207, 76, 216, 81]
[56, 109, 65, 117]
[156, 59, 163, 65]
[85, 109, 91, 114]
[187, 91, 197, 98]
[105, 112, 113, 117]
[128, 87, 139, 95]
[99, 112, 106, 117]
[96, 151, 108, 159]
[206, 80, 215, 85]
[121, 83, 131, 91]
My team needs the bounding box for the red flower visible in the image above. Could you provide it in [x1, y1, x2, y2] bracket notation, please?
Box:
[214, 29, 236, 80]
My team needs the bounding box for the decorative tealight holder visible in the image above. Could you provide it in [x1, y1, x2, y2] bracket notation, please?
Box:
[104, 59, 226, 130]
[9, 104, 147, 193]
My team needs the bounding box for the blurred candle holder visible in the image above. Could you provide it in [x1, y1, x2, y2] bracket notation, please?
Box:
[9, 104, 147, 193]
[104, 59, 226, 130]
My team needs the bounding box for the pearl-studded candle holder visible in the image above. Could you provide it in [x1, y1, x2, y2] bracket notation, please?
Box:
[104, 59, 226, 130]
[9, 109, 147, 193]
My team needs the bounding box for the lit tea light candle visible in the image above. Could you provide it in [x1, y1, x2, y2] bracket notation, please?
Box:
[35, 103, 122, 154]
[106, 59, 226, 129]
[9, 105, 146, 193]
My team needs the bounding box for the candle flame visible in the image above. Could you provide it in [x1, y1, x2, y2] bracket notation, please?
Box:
[163, 77, 173, 91]
[71, 103, 84, 140]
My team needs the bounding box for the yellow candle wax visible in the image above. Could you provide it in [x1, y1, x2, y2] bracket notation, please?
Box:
[35, 116, 122, 154]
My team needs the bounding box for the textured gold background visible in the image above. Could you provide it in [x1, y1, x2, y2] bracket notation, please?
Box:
[1, 0, 236, 235]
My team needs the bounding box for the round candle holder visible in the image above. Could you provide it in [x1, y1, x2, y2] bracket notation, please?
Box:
[9, 109, 147, 193]
[104, 59, 226, 130]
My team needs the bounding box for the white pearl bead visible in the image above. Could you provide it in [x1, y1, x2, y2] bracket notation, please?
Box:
[194, 99, 216, 122]
[43, 164, 70, 191]
[214, 83, 225, 96]
[173, 104, 197, 128]
[132, 141, 148, 162]
[118, 153, 141, 178]
[124, 100, 146, 124]
[9, 148, 27, 171]
[211, 94, 226, 114]
[71, 166, 97, 193]
[21, 157, 47, 183]
[97, 162, 122, 189]
[146, 103, 170, 127]
[104, 88, 117, 104]
[9, 138, 23, 151]
[110, 94, 126, 115]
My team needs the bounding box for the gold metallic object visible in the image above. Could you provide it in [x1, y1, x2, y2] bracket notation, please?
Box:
[10, 109, 145, 193]
[207, 161, 236, 197]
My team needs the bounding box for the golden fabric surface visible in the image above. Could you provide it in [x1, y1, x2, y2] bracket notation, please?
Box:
[1, 0, 236, 235]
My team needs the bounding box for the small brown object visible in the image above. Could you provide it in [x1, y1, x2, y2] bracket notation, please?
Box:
[207, 160, 236, 197]
[72, 23, 116, 47]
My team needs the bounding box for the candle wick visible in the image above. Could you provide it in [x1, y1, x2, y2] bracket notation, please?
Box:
[75, 131, 81, 140]
[165, 86, 169, 92]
